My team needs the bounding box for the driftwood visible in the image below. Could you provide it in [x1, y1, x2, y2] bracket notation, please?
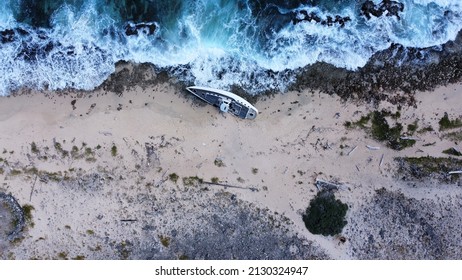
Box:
[366, 145, 380, 150]
[98, 131, 112, 136]
[29, 175, 38, 202]
[400, 136, 421, 141]
[448, 171, 462, 175]
[120, 219, 138, 222]
[154, 170, 168, 187]
[379, 154, 384, 168]
[347, 145, 357, 156]
[202, 181, 258, 192]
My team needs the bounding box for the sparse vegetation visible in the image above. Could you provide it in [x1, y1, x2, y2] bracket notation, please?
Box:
[407, 121, 418, 135]
[443, 130, 462, 142]
[345, 110, 416, 150]
[211, 177, 219, 183]
[214, 158, 225, 167]
[85, 157, 97, 163]
[86, 229, 95, 235]
[71, 145, 79, 158]
[182, 176, 203, 186]
[10, 169, 22, 176]
[57, 252, 68, 260]
[31, 142, 39, 154]
[252, 168, 259, 174]
[442, 147, 462, 157]
[169, 173, 179, 183]
[344, 114, 370, 129]
[417, 126, 434, 134]
[54, 141, 69, 157]
[117, 240, 131, 260]
[111, 144, 118, 157]
[159, 235, 170, 247]
[302, 191, 348, 236]
[23, 204, 35, 228]
[396, 156, 462, 182]
[439, 112, 462, 131]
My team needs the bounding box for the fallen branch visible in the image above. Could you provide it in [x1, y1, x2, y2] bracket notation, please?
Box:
[399, 136, 420, 141]
[120, 219, 138, 222]
[366, 145, 380, 150]
[29, 175, 38, 202]
[347, 145, 357, 156]
[202, 181, 258, 192]
[98, 131, 112, 136]
[400, 136, 421, 141]
[379, 154, 384, 168]
[448, 171, 462, 175]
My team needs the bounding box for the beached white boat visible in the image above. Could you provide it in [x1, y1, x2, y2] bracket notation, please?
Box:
[186, 86, 258, 119]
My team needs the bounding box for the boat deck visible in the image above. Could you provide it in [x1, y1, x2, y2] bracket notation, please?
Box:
[190, 87, 254, 119]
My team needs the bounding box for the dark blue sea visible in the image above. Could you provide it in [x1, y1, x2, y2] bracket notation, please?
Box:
[0, 0, 461, 95]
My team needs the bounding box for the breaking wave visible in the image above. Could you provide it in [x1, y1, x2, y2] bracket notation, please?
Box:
[0, 0, 461, 95]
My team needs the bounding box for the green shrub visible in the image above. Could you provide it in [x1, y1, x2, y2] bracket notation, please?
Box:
[214, 158, 225, 167]
[31, 142, 39, 154]
[169, 173, 179, 183]
[159, 235, 170, 247]
[442, 148, 462, 157]
[111, 145, 118, 157]
[182, 176, 203, 186]
[439, 112, 462, 131]
[302, 191, 348, 236]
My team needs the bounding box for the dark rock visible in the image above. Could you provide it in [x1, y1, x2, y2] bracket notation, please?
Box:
[361, 0, 405, 20]
[292, 10, 351, 28]
[124, 22, 158, 36]
[0, 192, 25, 241]
[0, 29, 15, 43]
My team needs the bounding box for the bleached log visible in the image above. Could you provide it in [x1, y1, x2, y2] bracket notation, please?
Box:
[366, 145, 380, 150]
[347, 146, 357, 156]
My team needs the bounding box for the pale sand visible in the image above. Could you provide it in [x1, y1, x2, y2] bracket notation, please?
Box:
[0, 75, 461, 259]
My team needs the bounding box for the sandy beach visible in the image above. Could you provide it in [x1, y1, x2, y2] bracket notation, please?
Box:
[1, 64, 462, 259]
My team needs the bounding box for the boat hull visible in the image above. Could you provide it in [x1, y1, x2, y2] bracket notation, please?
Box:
[186, 86, 258, 119]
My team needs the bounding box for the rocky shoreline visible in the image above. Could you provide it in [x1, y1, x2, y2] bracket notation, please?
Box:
[293, 30, 462, 105]
[0, 192, 25, 241]
[89, 29, 462, 108]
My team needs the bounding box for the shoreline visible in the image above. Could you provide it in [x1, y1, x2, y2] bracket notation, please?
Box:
[1, 65, 462, 259]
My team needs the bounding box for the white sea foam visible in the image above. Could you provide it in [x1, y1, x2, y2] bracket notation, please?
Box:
[0, 0, 461, 96]
[414, 0, 461, 7]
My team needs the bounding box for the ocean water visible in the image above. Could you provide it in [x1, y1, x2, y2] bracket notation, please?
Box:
[0, 0, 461, 95]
